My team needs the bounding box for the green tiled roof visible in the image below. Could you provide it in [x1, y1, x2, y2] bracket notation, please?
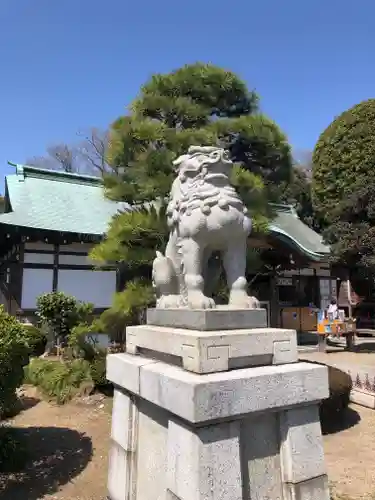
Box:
[0, 164, 128, 236]
[269, 204, 330, 261]
[0, 165, 329, 261]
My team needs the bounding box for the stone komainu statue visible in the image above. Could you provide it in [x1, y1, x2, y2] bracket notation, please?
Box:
[152, 146, 260, 309]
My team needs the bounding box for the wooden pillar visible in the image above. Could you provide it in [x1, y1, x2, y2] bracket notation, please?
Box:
[52, 244, 59, 292]
[318, 334, 327, 353]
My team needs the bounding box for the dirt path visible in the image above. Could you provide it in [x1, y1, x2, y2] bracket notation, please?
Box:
[324, 404, 375, 499]
[300, 348, 375, 371]
[1, 386, 375, 499]
[0, 386, 111, 500]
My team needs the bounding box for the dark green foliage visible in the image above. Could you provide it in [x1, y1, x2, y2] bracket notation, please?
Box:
[22, 324, 47, 357]
[36, 292, 94, 348]
[323, 175, 375, 267]
[312, 99, 375, 282]
[312, 99, 375, 219]
[97, 279, 154, 346]
[68, 321, 102, 361]
[106, 63, 291, 204]
[89, 352, 107, 387]
[91, 206, 169, 266]
[0, 307, 30, 419]
[68, 323, 109, 387]
[24, 358, 93, 404]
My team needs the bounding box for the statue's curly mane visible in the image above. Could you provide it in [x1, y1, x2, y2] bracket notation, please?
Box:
[166, 147, 244, 225]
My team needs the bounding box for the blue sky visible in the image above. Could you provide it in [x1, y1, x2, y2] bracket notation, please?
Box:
[0, 0, 374, 180]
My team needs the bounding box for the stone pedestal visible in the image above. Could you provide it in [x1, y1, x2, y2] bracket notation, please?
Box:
[107, 308, 331, 500]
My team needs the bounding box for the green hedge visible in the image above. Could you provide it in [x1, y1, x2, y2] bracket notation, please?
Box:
[0, 307, 30, 419]
[22, 324, 47, 357]
[320, 365, 352, 422]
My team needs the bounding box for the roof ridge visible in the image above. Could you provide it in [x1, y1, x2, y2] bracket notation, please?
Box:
[7, 162, 103, 186]
[269, 202, 297, 215]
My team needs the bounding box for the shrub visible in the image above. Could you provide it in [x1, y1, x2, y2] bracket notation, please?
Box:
[309, 363, 353, 430]
[322, 365, 352, 415]
[36, 292, 93, 349]
[97, 279, 154, 347]
[89, 352, 108, 387]
[0, 306, 30, 419]
[68, 321, 101, 361]
[22, 323, 47, 357]
[25, 358, 93, 404]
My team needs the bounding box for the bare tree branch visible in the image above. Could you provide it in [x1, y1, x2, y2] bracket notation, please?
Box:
[47, 144, 78, 173]
[77, 128, 111, 176]
[25, 127, 120, 177]
[26, 144, 79, 173]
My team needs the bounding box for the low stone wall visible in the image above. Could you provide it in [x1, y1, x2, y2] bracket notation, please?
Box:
[350, 372, 375, 409]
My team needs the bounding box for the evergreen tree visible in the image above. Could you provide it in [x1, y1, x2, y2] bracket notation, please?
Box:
[312, 98, 375, 296]
[91, 63, 293, 325]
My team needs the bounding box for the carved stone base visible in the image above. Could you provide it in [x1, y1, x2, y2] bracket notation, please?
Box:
[107, 354, 330, 500]
[146, 306, 267, 331]
[126, 323, 298, 373]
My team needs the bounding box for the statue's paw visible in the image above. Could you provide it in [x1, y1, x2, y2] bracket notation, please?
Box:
[229, 292, 260, 309]
[157, 294, 183, 309]
[247, 296, 261, 309]
[188, 292, 216, 310]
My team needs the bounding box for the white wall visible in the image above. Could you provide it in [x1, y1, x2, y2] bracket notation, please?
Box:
[22, 241, 115, 309]
[57, 269, 116, 308]
[21, 268, 54, 309]
[24, 253, 54, 264]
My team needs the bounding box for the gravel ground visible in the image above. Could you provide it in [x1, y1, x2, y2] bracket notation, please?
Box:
[325, 405, 375, 499]
[0, 386, 111, 500]
[300, 339, 375, 381]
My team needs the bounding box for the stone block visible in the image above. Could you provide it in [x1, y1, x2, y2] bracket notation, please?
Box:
[136, 399, 168, 500]
[107, 441, 131, 500]
[167, 418, 242, 500]
[107, 352, 330, 500]
[126, 324, 297, 373]
[241, 413, 284, 499]
[280, 405, 326, 484]
[146, 306, 268, 330]
[284, 475, 330, 500]
[141, 361, 328, 423]
[110, 389, 137, 452]
[106, 353, 157, 395]
[107, 353, 329, 423]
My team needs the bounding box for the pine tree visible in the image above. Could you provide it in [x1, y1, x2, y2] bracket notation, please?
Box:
[91, 63, 293, 330]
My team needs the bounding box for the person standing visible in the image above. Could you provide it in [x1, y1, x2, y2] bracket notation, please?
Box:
[327, 298, 338, 319]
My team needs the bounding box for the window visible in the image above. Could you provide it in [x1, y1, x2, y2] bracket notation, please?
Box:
[278, 275, 319, 307]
